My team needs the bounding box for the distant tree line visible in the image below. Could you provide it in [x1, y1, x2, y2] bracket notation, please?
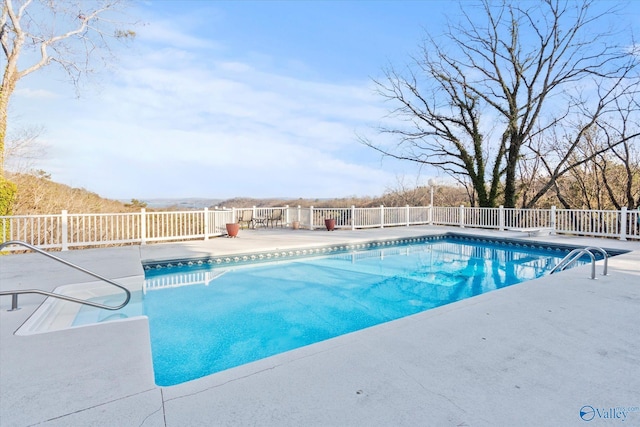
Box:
[4, 169, 637, 216]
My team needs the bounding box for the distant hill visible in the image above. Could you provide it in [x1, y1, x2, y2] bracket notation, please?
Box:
[133, 198, 224, 210]
[8, 172, 377, 215]
[217, 196, 380, 208]
[7, 172, 468, 215]
[9, 172, 137, 215]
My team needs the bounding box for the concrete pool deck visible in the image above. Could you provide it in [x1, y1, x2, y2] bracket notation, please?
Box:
[1, 226, 639, 426]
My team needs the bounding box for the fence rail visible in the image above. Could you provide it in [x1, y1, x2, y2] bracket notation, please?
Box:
[1, 205, 638, 251]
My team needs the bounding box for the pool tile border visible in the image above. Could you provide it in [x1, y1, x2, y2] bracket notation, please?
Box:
[143, 234, 443, 273]
[142, 232, 627, 274]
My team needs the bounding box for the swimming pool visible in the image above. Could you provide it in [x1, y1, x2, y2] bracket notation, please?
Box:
[73, 234, 611, 386]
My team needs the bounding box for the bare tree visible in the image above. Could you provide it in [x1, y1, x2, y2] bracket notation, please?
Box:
[524, 85, 640, 209]
[0, 0, 135, 176]
[523, 76, 640, 205]
[4, 124, 46, 173]
[377, 180, 470, 207]
[602, 97, 640, 210]
[583, 119, 640, 210]
[364, 0, 639, 207]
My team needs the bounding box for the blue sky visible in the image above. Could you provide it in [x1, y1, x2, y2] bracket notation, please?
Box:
[8, 0, 640, 200]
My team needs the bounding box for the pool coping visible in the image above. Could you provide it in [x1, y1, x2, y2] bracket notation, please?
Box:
[1, 226, 639, 426]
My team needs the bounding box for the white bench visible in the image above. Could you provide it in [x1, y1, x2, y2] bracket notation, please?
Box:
[507, 227, 553, 237]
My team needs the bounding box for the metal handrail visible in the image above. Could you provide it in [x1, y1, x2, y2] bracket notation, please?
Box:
[550, 249, 596, 279]
[550, 246, 609, 279]
[0, 240, 131, 312]
[584, 246, 609, 276]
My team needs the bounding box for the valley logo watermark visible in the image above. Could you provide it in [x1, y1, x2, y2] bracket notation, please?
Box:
[580, 405, 640, 422]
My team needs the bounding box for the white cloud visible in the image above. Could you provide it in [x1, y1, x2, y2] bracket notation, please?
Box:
[138, 19, 222, 51]
[18, 10, 429, 200]
[14, 88, 58, 99]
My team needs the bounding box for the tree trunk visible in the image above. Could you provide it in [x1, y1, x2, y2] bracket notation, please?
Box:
[1, 15, 24, 177]
[503, 142, 520, 208]
[0, 66, 18, 176]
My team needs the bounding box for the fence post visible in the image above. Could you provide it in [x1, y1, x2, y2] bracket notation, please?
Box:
[459, 205, 465, 228]
[619, 207, 627, 241]
[380, 205, 385, 229]
[310, 206, 314, 230]
[140, 208, 147, 245]
[428, 205, 433, 225]
[203, 207, 209, 240]
[550, 206, 556, 235]
[406, 205, 410, 227]
[297, 205, 301, 225]
[285, 205, 290, 226]
[351, 205, 356, 230]
[499, 205, 505, 231]
[61, 210, 68, 251]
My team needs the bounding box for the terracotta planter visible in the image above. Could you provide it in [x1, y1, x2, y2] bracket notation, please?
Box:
[324, 218, 335, 231]
[292, 221, 300, 230]
[226, 223, 240, 238]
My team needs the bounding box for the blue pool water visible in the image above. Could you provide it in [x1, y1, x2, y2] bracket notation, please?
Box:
[74, 236, 592, 386]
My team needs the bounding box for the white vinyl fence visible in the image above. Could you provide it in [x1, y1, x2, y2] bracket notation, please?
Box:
[1, 205, 638, 251]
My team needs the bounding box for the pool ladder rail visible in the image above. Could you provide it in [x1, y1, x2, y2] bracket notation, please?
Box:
[0, 240, 131, 312]
[550, 246, 609, 280]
